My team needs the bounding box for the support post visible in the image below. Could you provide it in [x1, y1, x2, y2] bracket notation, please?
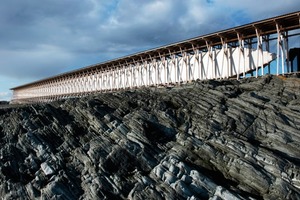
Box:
[220, 36, 229, 79]
[237, 32, 245, 78]
[206, 40, 214, 79]
[255, 27, 263, 77]
[284, 31, 290, 73]
[276, 22, 284, 75]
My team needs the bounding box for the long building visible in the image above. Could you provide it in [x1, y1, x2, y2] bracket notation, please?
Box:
[11, 11, 300, 104]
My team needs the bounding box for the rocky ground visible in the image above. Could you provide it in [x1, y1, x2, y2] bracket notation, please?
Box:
[0, 75, 300, 199]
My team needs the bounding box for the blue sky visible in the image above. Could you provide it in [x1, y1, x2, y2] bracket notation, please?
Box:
[1, 0, 300, 101]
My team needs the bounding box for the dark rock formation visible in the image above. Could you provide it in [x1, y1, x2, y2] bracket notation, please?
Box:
[0, 75, 300, 199]
[0, 101, 8, 107]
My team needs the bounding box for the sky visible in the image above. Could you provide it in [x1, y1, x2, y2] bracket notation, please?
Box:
[1, 0, 300, 101]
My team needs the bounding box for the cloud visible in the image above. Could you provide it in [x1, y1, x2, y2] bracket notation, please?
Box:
[0, 75, 21, 101]
[0, 92, 11, 101]
[0, 45, 74, 79]
[0, 0, 299, 101]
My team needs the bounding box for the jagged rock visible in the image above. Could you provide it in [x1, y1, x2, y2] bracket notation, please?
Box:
[0, 75, 300, 199]
[40, 162, 54, 176]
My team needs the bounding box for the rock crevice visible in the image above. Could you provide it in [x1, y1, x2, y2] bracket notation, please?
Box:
[0, 75, 300, 199]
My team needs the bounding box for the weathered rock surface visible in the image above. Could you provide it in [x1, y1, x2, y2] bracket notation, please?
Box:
[0, 75, 300, 199]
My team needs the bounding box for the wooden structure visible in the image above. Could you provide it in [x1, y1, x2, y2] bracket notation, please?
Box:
[11, 11, 300, 104]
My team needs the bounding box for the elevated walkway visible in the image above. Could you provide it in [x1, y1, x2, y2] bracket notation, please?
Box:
[11, 11, 300, 104]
